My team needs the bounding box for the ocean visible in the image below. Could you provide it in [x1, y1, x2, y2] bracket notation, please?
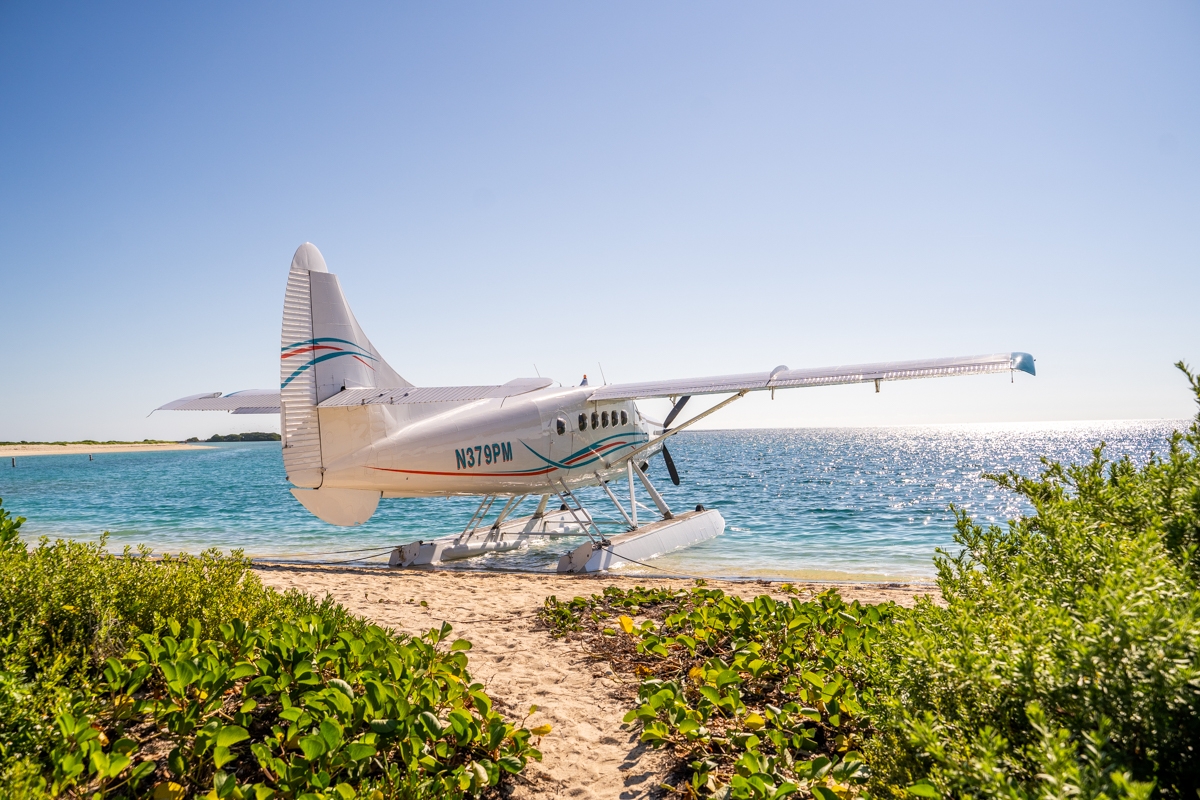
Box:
[1, 421, 1185, 581]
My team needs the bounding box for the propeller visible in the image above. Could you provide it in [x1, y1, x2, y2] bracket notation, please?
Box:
[662, 446, 681, 486]
[663, 395, 690, 430]
[659, 395, 690, 486]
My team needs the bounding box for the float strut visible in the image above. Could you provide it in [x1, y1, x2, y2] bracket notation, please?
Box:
[632, 461, 673, 519]
[628, 461, 637, 529]
[489, 495, 525, 531]
[595, 472, 635, 529]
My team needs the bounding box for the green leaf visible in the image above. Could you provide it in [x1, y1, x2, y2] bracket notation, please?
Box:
[167, 747, 186, 777]
[130, 760, 156, 783]
[369, 718, 398, 735]
[90, 749, 110, 775]
[907, 781, 940, 798]
[347, 743, 377, 761]
[450, 638, 473, 651]
[498, 754, 524, 774]
[715, 669, 741, 689]
[216, 725, 250, 748]
[214, 769, 236, 799]
[228, 662, 257, 680]
[812, 786, 839, 800]
[112, 737, 138, 755]
[419, 710, 442, 738]
[212, 745, 234, 769]
[327, 678, 354, 699]
[298, 734, 327, 760]
[320, 718, 344, 751]
[107, 753, 132, 776]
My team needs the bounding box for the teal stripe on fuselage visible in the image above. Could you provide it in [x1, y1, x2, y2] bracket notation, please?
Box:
[521, 434, 648, 471]
[560, 432, 647, 463]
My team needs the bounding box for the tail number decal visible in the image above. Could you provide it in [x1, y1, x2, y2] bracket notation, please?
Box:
[455, 442, 513, 469]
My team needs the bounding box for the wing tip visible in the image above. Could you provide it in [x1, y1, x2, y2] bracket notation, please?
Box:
[1011, 352, 1036, 376]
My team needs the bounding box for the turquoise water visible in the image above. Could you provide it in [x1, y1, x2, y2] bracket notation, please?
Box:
[0, 421, 1184, 581]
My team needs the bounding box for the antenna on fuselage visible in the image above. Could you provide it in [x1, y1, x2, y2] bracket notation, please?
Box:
[598, 362, 607, 384]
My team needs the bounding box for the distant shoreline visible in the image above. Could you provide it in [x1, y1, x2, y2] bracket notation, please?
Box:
[1, 443, 214, 457]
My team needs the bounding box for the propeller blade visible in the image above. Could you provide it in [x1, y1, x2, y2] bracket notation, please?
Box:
[663, 395, 691, 430]
[662, 444, 681, 486]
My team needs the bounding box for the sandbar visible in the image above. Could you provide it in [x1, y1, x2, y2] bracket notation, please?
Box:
[254, 565, 935, 799]
[1, 443, 213, 457]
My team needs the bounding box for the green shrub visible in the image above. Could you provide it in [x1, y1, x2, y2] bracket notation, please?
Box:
[51, 616, 540, 799]
[541, 584, 899, 799]
[0, 501, 538, 798]
[0, 539, 301, 679]
[0, 518, 324, 791]
[866, 365, 1200, 799]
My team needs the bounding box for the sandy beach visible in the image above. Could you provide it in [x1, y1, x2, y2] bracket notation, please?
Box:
[1, 443, 212, 457]
[254, 565, 935, 799]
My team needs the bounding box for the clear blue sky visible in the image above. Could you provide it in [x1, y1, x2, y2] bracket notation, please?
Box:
[1, 2, 1197, 441]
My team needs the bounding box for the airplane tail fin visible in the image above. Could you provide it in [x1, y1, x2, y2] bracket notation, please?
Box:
[279, 242, 411, 489]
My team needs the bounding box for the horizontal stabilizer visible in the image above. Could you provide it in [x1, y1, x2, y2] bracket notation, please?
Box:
[156, 390, 281, 414]
[318, 377, 552, 407]
[588, 352, 1035, 401]
[157, 377, 554, 413]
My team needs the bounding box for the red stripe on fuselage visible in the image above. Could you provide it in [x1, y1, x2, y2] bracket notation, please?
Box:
[564, 440, 628, 465]
[369, 466, 557, 478]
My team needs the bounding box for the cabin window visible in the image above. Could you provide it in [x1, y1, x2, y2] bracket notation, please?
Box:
[556, 417, 566, 435]
[578, 413, 587, 431]
[602, 411, 610, 428]
[591, 411, 599, 429]
[620, 410, 628, 425]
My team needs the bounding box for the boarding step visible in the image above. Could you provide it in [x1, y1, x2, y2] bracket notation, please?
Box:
[557, 508, 724, 574]
[389, 508, 593, 567]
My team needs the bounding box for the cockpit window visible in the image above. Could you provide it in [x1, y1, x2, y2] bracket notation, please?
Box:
[578, 413, 587, 431]
[556, 417, 566, 435]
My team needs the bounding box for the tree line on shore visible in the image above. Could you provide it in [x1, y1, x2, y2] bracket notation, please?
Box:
[185, 433, 281, 443]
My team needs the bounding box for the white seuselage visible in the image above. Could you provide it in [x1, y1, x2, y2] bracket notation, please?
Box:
[157, 243, 1035, 570]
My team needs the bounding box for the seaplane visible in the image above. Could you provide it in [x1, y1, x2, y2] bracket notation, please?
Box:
[158, 243, 1036, 573]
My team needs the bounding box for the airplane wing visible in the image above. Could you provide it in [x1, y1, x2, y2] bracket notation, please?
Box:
[586, 352, 1035, 402]
[154, 353, 1034, 412]
[155, 390, 281, 414]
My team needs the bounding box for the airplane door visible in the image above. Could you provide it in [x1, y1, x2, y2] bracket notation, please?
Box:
[568, 405, 591, 477]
